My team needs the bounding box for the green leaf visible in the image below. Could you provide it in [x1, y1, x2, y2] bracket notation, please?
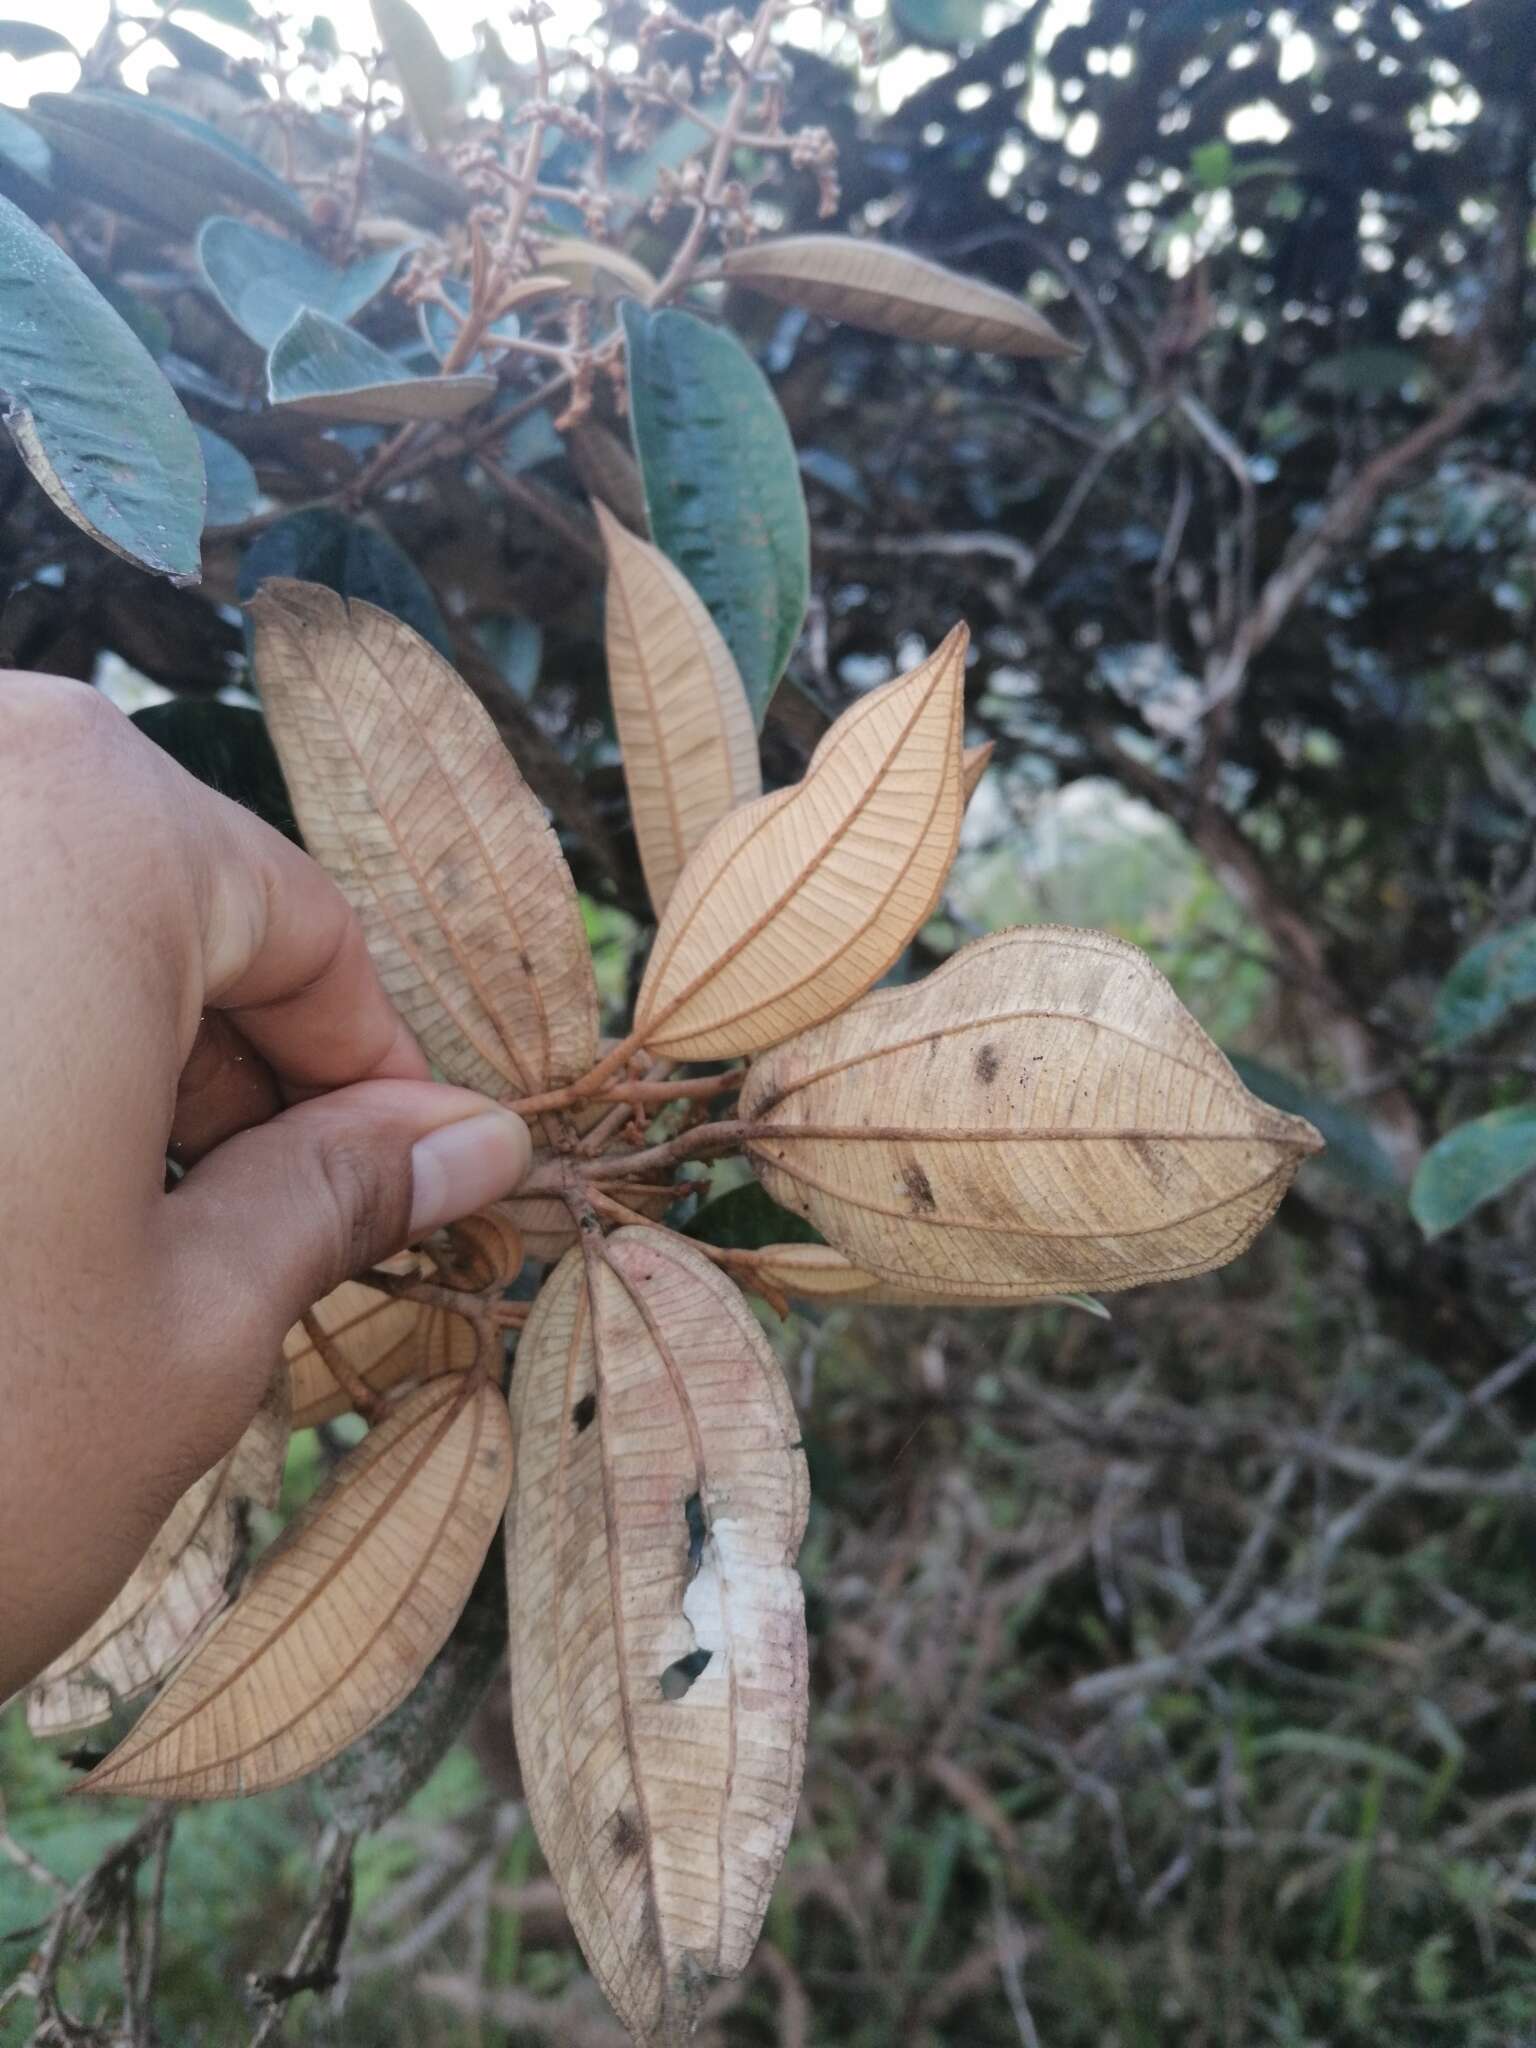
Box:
[315, 1547, 506, 1831]
[688, 1181, 825, 1251]
[891, 0, 987, 45]
[1230, 1055, 1399, 1199]
[27, 90, 310, 238]
[198, 216, 408, 350]
[0, 106, 50, 191]
[1304, 347, 1441, 402]
[182, 0, 261, 30]
[1190, 141, 1233, 190]
[239, 508, 450, 655]
[1431, 921, 1536, 1050]
[1410, 1104, 1536, 1238]
[370, 0, 456, 146]
[622, 301, 809, 722]
[474, 615, 542, 698]
[0, 20, 73, 57]
[194, 424, 260, 529]
[608, 91, 731, 214]
[133, 700, 297, 841]
[266, 307, 494, 422]
[0, 191, 204, 581]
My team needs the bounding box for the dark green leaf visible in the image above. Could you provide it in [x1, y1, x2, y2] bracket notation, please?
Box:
[622, 301, 809, 722]
[1230, 1056, 1400, 1199]
[199, 216, 409, 350]
[1431, 922, 1536, 1050]
[1410, 1104, 1536, 1238]
[0, 191, 204, 581]
[892, 0, 987, 46]
[239, 508, 450, 655]
[315, 1547, 507, 1831]
[1304, 347, 1441, 402]
[133, 700, 298, 842]
[28, 90, 309, 238]
[266, 306, 494, 422]
[688, 1180, 825, 1251]
[0, 20, 73, 57]
[195, 424, 260, 529]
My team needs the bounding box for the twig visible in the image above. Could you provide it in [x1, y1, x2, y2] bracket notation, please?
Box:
[247, 1826, 357, 2047]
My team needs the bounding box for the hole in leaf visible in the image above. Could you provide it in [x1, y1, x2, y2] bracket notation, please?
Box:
[660, 1648, 712, 1701]
[572, 1392, 596, 1433]
[684, 1491, 706, 1574]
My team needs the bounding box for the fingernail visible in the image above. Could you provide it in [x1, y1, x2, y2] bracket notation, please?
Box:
[409, 1109, 531, 1237]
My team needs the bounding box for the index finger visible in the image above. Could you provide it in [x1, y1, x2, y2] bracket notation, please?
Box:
[197, 783, 431, 1098]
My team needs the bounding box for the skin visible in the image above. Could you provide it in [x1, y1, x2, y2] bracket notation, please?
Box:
[0, 676, 533, 1704]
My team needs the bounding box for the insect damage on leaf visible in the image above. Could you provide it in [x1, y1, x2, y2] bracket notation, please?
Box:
[507, 1229, 809, 2046]
[27, 1376, 289, 1739]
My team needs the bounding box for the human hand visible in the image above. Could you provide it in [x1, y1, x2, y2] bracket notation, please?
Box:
[0, 676, 532, 1703]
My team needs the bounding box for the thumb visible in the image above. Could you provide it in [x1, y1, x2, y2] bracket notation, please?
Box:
[160, 1081, 531, 1444]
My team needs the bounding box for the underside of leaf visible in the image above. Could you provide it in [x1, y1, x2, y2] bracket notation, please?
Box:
[633, 628, 967, 1060]
[721, 235, 1080, 358]
[741, 925, 1322, 1297]
[250, 579, 598, 1104]
[507, 1229, 809, 2046]
[27, 1378, 289, 1738]
[79, 1375, 512, 1800]
[284, 1271, 478, 1428]
[597, 501, 762, 917]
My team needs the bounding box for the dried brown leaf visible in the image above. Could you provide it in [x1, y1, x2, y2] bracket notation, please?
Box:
[80, 1375, 512, 1800]
[962, 740, 992, 803]
[250, 579, 598, 1102]
[536, 236, 656, 301]
[741, 926, 1322, 1298]
[508, 1228, 809, 2046]
[597, 502, 762, 917]
[568, 417, 650, 531]
[284, 1271, 478, 1429]
[721, 237, 1080, 359]
[633, 629, 967, 1060]
[28, 1377, 290, 1738]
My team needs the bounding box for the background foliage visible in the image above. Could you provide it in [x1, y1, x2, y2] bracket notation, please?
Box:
[5, 0, 1536, 2042]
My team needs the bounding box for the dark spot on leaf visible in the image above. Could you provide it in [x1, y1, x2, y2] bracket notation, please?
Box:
[1128, 1137, 1171, 1191]
[974, 1042, 999, 1085]
[901, 1160, 937, 1213]
[660, 1648, 712, 1701]
[518, 951, 532, 974]
[572, 1392, 596, 1433]
[684, 1491, 706, 1574]
[610, 1810, 643, 1859]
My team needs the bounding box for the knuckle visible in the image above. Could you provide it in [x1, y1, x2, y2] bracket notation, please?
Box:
[311, 1130, 408, 1276]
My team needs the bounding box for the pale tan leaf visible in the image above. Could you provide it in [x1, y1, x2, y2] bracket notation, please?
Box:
[597, 502, 762, 918]
[536, 236, 656, 301]
[962, 740, 992, 803]
[28, 1377, 290, 1738]
[741, 926, 1322, 1298]
[508, 1228, 809, 2046]
[743, 1242, 1108, 1314]
[567, 417, 649, 530]
[80, 1375, 513, 1800]
[250, 579, 598, 1101]
[284, 1272, 478, 1429]
[721, 237, 1080, 359]
[633, 629, 967, 1060]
